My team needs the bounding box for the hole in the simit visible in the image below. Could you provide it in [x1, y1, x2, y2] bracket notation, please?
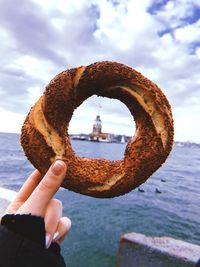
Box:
[68, 95, 136, 160]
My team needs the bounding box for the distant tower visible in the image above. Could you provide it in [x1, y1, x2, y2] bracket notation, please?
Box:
[92, 115, 102, 134]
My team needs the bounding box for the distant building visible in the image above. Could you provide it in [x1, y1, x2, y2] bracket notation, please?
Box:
[90, 115, 111, 142]
[92, 115, 102, 135]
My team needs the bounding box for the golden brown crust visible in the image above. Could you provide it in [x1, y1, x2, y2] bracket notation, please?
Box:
[21, 61, 174, 198]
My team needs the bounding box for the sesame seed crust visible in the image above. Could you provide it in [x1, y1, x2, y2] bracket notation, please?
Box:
[21, 61, 174, 198]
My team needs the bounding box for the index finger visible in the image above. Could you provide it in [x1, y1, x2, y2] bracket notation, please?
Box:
[16, 160, 67, 217]
[4, 170, 42, 215]
[15, 170, 42, 203]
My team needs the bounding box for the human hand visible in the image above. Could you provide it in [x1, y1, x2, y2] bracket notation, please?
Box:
[4, 160, 71, 248]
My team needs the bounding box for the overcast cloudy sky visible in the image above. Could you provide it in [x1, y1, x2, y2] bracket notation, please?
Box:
[0, 0, 200, 142]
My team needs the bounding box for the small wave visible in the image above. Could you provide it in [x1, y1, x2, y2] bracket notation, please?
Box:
[0, 187, 17, 202]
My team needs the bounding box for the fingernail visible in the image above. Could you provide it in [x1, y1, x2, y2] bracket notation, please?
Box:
[45, 233, 51, 248]
[53, 231, 59, 242]
[51, 160, 66, 176]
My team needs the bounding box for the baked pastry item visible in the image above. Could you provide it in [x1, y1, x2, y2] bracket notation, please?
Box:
[21, 61, 174, 198]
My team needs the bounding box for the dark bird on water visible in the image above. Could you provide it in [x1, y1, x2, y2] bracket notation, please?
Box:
[138, 188, 145, 192]
[155, 188, 162, 194]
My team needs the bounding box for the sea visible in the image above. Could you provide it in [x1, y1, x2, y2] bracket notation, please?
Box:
[0, 132, 200, 267]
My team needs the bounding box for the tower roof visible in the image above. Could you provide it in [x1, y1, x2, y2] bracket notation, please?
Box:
[95, 115, 101, 122]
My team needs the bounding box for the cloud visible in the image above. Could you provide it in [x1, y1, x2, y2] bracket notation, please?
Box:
[0, 0, 67, 65]
[174, 19, 200, 44]
[0, 0, 102, 112]
[0, 108, 26, 133]
[0, 0, 199, 142]
[0, 63, 43, 112]
[149, 0, 200, 29]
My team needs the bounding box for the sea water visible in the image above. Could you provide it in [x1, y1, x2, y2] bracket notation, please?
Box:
[0, 132, 200, 267]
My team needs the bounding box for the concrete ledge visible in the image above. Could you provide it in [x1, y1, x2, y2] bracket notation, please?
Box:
[0, 188, 16, 217]
[117, 232, 200, 267]
[0, 198, 10, 217]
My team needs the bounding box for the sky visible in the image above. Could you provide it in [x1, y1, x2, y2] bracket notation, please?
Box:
[0, 0, 200, 142]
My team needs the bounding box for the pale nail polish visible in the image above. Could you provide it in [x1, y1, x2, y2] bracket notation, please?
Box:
[45, 233, 51, 248]
[53, 231, 59, 241]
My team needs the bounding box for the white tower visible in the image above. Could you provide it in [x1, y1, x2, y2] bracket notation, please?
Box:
[92, 115, 102, 134]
